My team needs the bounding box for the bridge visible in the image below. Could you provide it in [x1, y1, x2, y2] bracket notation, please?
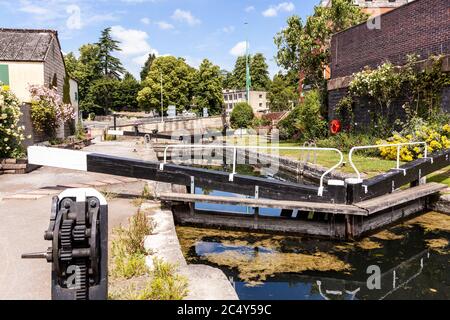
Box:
[27, 141, 450, 240]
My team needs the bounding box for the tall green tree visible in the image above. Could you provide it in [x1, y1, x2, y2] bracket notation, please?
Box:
[137, 56, 195, 113]
[274, 0, 368, 89]
[229, 53, 271, 91]
[96, 27, 125, 79]
[64, 44, 103, 113]
[84, 77, 120, 115]
[268, 73, 299, 111]
[230, 56, 248, 89]
[220, 69, 233, 89]
[113, 73, 140, 111]
[192, 59, 224, 115]
[250, 53, 271, 91]
[140, 53, 157, 81]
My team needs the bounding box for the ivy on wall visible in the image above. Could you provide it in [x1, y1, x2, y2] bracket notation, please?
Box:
[335, 55, 450, 134]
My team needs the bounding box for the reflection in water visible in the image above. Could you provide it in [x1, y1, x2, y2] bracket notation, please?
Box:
[176, 213, 450, 300]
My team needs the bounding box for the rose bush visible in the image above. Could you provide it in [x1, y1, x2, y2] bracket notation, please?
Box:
[0, 86, 26, 158]
[29, 85, 75, 139]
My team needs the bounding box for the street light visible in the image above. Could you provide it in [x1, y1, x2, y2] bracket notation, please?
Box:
[160, 72, 164, 123]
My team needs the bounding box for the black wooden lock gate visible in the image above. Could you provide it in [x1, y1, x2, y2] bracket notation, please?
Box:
[22, 188, 108, 300]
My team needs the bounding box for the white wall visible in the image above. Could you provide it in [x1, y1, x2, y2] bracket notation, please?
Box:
[2, 61, 45, 103]
[69, 78, 79, 123]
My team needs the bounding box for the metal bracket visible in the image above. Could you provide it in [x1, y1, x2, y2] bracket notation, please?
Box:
[391, 168, 407, 176]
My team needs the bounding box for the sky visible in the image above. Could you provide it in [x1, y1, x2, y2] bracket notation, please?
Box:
[0, 0, 320, 79]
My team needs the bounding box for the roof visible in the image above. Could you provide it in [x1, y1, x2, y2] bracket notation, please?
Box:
[263, 111, 289, 122]
[0, 28, 57, 62]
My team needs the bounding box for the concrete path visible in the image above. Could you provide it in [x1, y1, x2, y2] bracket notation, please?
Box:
[0, 139, 238, 300]
[0, 140, 149, 300]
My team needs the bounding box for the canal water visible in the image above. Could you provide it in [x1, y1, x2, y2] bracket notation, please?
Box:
[176, 165, 450, 300]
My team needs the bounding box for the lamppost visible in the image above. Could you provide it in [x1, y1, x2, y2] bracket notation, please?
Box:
[160, 72, 164, 123]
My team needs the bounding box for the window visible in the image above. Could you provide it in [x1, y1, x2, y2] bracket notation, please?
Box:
[0, 64, 10, 88]
[259, 94, 263, 99]
[238, 93, 242, 99]
[74, 92, 78, 102]
[234, 94, 238, 100]
[224, 95, 228, 101]
[259, 103, 263, 107]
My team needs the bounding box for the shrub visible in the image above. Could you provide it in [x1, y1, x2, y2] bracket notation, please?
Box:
[294, 90, 327, 141]
[110, 239, 148, 279]
[377, 120, 450, 161]
[110, 208, 153, 279]
[110, 258, 189, 300]
[0, 87, 26, 158]
[29, 85, 75, 139]
[230, 102, 254, 128]
[278, 90, 327, 141]
[316, 133, 380, 155]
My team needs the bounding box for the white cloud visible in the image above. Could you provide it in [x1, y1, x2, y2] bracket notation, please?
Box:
[66, 5, 82, 30]
[19, 3, 48, 15]
[222, 26, 235, 33]
[156, 21, 174, 30]
[229, 41, 248, 56]
[110, 25, 155, 57]
[171, 9, 201, 26]
[245, 6, 255, 12]
[262, 2, 295, 17]
[140, 17, 151, 25]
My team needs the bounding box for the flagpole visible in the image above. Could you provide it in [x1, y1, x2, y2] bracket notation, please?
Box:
[245, 22, 250, 104]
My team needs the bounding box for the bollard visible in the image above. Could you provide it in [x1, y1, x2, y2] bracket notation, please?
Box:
[22, 188, 108, 300]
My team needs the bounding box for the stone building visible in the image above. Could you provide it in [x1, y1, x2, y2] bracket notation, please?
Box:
[327, 0, 449, 127]
[0, 28, 79, 145]
[223, 89, 269, 117]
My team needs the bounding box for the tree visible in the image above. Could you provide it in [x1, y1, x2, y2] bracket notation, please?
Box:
[230, 56, 248, 89]
[137, 56, 194, 113]
[96, 27, 125, 79]
[140, 53, 156, 81]
[229, 53, 271, 91]
[274, 0, 368, 91]
[84, 77, 120, 115]
[64, 44, 103, 112]
[230, 102, 254, 128]
[220, 69, 233, 89]
[250, 53, 271, 91]
[268, 73, 298, 111]
[192, 59, 224, 116]
[113, 73, 140, 111]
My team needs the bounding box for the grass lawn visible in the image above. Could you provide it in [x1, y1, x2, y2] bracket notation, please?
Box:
[427, 166, 450, 188]
[225, 136, 399, 178]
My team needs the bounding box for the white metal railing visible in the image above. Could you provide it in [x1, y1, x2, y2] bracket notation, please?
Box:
[159, 144, 344, 196]
[348, 142, 431, 182]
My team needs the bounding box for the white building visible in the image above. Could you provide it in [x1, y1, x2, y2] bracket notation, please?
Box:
[223, 89, 269, 116]
[0, 28, 79, 144]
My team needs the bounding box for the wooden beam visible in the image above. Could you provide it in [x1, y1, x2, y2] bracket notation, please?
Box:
[159, 192, 367, 215]
[354, 182, 446, 215]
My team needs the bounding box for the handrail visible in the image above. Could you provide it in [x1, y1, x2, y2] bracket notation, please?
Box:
[159, 144, 344, 196]
[348, 142, 430, 182]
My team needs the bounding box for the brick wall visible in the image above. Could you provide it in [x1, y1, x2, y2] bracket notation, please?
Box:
[330, 0, 450, 78]
[328, 0, 450, 125]
[442, 87, 450, 113]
